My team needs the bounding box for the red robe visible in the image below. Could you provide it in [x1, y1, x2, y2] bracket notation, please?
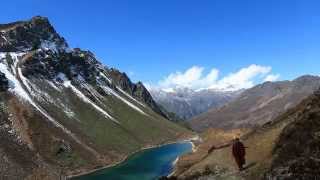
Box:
[232, 141, 246, 169]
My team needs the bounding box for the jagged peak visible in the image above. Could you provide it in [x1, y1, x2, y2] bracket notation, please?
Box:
[0, 16, 68, 52]
[108, 68, 131, 82]
[30, 15, 49, 23]
[136, 81, 144, 86]
[0, 16, 53, 34]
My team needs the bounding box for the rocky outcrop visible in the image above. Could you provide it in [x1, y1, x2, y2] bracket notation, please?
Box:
[0, 72, 8, 91]
[0, 16, 67, 52]
[108, 68, 166, 117]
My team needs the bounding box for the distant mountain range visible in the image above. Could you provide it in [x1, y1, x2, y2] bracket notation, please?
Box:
[190, 75, 320, 131]
[0, 16, 190, 179]
[150, 87, 241, 120]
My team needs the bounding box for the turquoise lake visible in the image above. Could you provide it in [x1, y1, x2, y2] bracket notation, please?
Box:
[72, 142, 193, 180]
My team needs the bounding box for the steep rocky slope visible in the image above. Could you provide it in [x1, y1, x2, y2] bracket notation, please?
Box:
[191, 76, 320, 131]
[171, 90, 320, 180]
[265, 90, 320, 179]
[0, 16, 190, 179]
[150, 88, 240, 120]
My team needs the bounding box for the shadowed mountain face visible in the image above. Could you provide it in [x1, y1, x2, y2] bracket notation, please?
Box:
[0, 72, 8, 91]
[190, 76, 320, 131]
[0, 16, 190, 179]
[150, 88, 241, 120]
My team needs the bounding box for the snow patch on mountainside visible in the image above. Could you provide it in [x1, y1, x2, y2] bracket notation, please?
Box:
[95, 72, 148, 115]
[0, 53, 32, 101]
[17, 68, 34, 94]
[40, 34, 71, 53]
[40, 40, 59, 53]
[0, 34, 9, 42]
[46, 80, 61, 91]
[0, 53, 79, 138]
[82, 83, 105, 103]
[15, 67, 76, 120]
[0, 53, 5, 59]
[101, 85, 148, 116]
[117, 87, 146, 108]
[56, 73, 119, 124]
[76, 74, 105, 105]
[99, 72, 112, 84]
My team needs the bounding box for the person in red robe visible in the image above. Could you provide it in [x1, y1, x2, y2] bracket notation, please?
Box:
[232, 137, 246, 171]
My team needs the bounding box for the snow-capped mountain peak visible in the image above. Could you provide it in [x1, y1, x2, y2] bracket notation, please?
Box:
[150, 86, 241, 120]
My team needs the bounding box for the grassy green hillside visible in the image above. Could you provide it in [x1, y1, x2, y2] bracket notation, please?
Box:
[21, 78, 191, 176]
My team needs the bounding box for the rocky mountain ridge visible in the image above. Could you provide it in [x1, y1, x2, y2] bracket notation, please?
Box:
[150, 87, 241, 120]
[0, 16, 163, 116]
[0, 16, 190, 179]
[191, 75, 320, 131]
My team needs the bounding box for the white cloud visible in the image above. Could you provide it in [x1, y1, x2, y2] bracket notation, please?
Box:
[264, 74, 280, 82]
[209, 64, 271, 90]
[158, 66, 219, 90]
[152, 64, 279, 91]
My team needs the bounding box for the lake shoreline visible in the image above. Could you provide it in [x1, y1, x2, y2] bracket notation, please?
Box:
[67, 135, 199, 179]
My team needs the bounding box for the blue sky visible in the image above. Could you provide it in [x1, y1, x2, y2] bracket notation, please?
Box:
[1, 0, 320, 90]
